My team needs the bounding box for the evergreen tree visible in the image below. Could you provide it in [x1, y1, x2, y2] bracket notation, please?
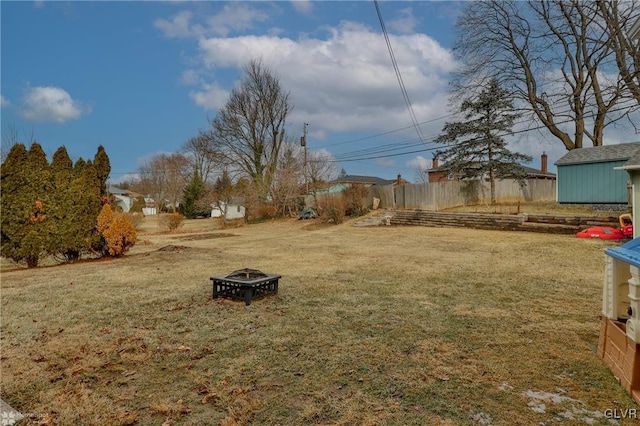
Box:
[2, 144, 114, 265]
[22, 143, 53, 267]
[435, 79, 532, 204]
[214, 169, 233, 204]
[0, 143, 52, 267]
[51, 146, 73, 181]
[180, 170, 207, 219]
[0, 144, 30, 264]
[72, 157, 86, 178]
[94, 145, 111, 195]
[77, 161, 105, 254]
[50, 147, 82, 261]
[130, 197, 146, 213]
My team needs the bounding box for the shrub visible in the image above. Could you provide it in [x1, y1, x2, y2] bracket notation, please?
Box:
[316, 195, 346, 224]
[124, 212, 144, 230]
[20, 230, 45, 268]
[343, 184, 370, 217]
[130, 197, 146, 213]
[96, 204, 137, 257]
[255, 203, 277, 221]
[159, 213, 185, 232]
[102, 215, 137, 257]
[97, 203, 115, 234]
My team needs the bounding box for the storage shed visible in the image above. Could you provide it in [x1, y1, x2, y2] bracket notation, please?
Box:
[555, 142, 640, 204]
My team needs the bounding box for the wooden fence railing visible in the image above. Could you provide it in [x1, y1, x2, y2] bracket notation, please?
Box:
[369, 179, 556, 210]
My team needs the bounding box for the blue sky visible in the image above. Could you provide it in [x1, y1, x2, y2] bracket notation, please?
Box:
[2, 1, 638, 184]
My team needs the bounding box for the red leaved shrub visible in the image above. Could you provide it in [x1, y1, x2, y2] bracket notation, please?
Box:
[97, 204, 137, 257]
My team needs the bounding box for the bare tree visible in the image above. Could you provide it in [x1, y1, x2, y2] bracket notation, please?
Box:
[597, 2, 640, 105]
[271, 142, 304, 217]
[453, 0, 639, 150]
[413, 166, 431, 185]
[2, 124, 35, 163]
[307, 149, 338, 205]
[210, 59, 292, 202]
[138, 153, 190, 213]
[180, 130, 222, 183]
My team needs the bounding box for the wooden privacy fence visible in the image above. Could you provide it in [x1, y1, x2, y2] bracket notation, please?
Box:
[369, 179, 556, 210]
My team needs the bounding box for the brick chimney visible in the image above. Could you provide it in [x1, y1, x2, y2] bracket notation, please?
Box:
[541, 152, 548, 174]
[397, 174, 402, 185]
[432, 156, 439, 168]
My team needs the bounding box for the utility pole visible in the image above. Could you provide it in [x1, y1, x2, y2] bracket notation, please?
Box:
[301, 123, 309, 195]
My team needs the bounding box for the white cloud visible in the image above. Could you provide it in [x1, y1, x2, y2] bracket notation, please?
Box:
[290, 0, 313, 15]
[189, 83, 229, 111]
[154, 11, 204, 38]
[179, 69, 203, 86]
[135, 151, 176, 166]
[310, 147, 334, 159]
[156, 5, 271, 39]
[407, 155, 432, 170]
[20, 86, 86, 123]
[110, 172, 140, 185]
[191, 21, 458, 135]
[389, 8, 418, 34]
[206, 3, 270, 37]
[0, 95, 10, 107]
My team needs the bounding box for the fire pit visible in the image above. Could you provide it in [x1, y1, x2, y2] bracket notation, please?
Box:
[210, 268, 281, 305]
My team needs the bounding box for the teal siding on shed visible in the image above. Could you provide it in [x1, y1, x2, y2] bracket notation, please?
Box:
[557, 160, 628, 203]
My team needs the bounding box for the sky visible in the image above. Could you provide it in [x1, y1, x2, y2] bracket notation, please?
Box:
[2, 0, 639, 185]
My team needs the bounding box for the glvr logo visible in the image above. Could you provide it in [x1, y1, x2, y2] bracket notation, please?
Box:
[604, 408, 638, 419]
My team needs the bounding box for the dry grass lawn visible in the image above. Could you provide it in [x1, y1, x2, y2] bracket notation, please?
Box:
[1, 212, 637, 425]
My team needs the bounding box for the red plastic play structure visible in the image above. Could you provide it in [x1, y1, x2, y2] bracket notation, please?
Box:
[576, 227, 625, 240]
[576, 214, 634, 240]
[620, 214, 634, 239]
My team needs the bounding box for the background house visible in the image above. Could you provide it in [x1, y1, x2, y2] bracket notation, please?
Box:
[555, 142, 640, 205]
[108, 185, 138, 213]
[428, 153, 555, 183]
[108, 185, 158, 214]
[211, 198, 245, 220]
[311, 174, 404, 196]
[333, 174, 398, 187]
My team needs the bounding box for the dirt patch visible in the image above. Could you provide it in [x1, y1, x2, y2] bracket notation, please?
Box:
[300, 222, 334, 231]
[171, 232, 236, 241]
[157, 245, 190, 253]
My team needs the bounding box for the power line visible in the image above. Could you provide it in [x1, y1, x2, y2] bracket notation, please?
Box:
[374, 0, 428, 146]
[328, 100, 629, 161]
[322, 102, 639, 164]
[108, 99, 638, 176]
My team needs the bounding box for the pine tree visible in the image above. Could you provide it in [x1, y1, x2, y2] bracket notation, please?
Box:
[72, 157, 86, 178]
[0, 143, 53, 267]
[1, 144, 30, 264]
[79, 161, 106, 254]
[94, 145, 111, 196]
[181, 170, 207, 219]
[214, 169, 233, 205]
[22, 143, 53, 267]
[435, 79, 532, 204]
[2, 144, 114, 265]
[50, 146, 82, 261]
